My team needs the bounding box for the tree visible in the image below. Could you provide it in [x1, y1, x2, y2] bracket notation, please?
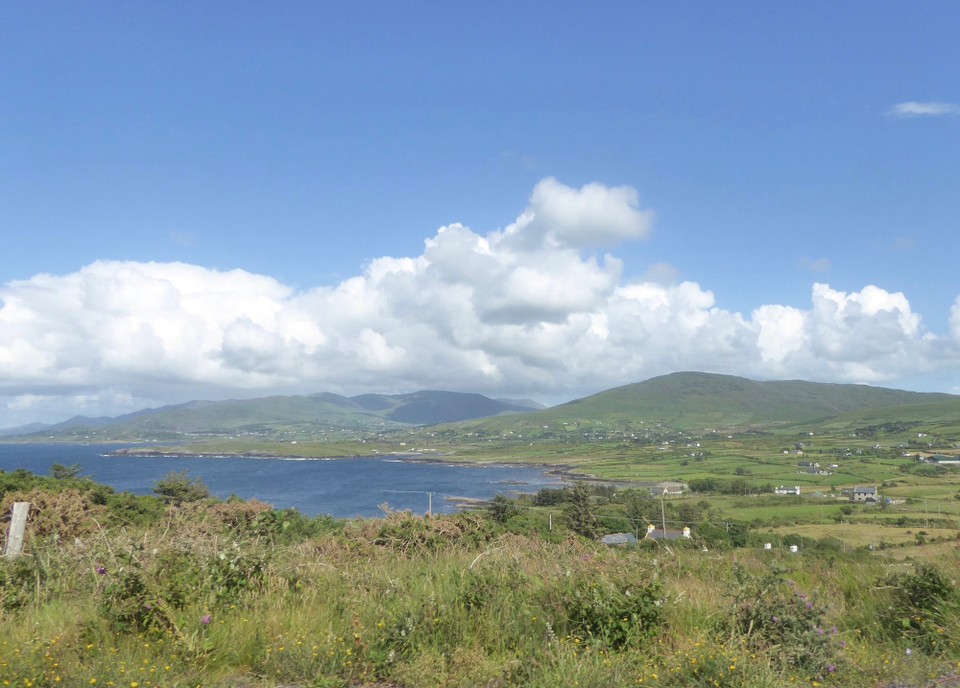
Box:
[487, 495, 519, 524]
[51, 463, 83, 479]
[625, 490, 657, 526]
[153, 470, 210, 505]
[564, 482, 601, 539]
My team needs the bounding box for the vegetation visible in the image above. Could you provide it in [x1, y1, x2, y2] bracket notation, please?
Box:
[3, 471, 960, 687]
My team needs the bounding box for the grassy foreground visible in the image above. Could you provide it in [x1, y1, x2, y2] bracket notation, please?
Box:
[3, 479, 960, 687]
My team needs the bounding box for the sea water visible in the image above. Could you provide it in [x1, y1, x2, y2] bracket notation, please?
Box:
[0, 444, 561, 518]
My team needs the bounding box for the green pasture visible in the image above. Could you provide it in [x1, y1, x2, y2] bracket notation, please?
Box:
[760, 523, 959, 548]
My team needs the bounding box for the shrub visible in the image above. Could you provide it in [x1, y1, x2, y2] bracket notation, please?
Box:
[876, 563, 958, 654]
[105, 491, 166, 527]
[543, 568, 663, 649]
[487, 494, 519, 524]
[153, 470, 211, 505]
[0, 488, 107, 545]
[726, 565, 842, 678]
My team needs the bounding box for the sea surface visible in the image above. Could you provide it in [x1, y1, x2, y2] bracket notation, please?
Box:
[0, 444, 562, 518]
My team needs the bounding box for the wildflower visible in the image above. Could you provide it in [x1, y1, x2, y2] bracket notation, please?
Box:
[826, 664, 836, 673]
[95, 566, 107, 575]
[805, 601, 814, 610]
[906, 648, 912, 656]
[201, 615, 212, 626]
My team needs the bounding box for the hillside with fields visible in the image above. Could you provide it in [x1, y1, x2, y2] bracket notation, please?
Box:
[472, 371, 959, 432]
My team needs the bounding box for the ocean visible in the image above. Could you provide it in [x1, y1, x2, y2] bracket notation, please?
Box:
[0, 444, 562, 518]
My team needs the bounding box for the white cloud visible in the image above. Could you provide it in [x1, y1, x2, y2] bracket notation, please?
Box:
[888, 101, 960, 117]
[499, 177, 654, 250]
[1, 178, 959, 427]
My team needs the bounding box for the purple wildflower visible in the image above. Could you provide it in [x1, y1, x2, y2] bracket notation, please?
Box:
[827, 663, 836, 673]
[201, 614, 212, 626]
[816, 627, 824, 635]
[805, 601, 814, 610]
[95, 566, 107, 575]
[771, 616, 779, 623]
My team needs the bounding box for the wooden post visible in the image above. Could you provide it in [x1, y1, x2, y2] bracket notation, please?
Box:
[4, 502, 30, 559]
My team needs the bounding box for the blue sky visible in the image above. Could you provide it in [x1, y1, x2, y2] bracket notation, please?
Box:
[1, 2, 959, 427]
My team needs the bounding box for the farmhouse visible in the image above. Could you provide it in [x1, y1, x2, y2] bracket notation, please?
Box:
[600, 532, 637, 547]
[851, 485, 878, 503]
[644, 524, 692, 540]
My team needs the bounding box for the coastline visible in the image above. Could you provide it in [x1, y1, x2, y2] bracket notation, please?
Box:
[105, 446, 596, 483]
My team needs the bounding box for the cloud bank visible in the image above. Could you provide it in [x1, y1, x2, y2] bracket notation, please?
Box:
[2, 178, 958, 426]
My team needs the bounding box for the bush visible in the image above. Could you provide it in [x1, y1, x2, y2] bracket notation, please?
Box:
[105, 492, 166, 527]
[487, 495, 519, 524]
[876, 563, 958, 654]
[0, 488, 107, 545]
[726, 565, 843, 678]
[153, 470, 210, 505]
[543, 568, 663, 649]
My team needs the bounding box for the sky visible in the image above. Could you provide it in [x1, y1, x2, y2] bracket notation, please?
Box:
[1, 2, 959, 428]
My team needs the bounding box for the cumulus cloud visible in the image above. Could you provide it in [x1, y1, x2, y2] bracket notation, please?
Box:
[499, 178, 654, 250]
[1, 178, 958, 427]
[888, 101, 959, 118]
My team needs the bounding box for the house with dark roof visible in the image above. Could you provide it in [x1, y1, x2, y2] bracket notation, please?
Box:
[852, 485, 878, 503]
[600, 532, 638, 547]
[643, 524, 692, 540]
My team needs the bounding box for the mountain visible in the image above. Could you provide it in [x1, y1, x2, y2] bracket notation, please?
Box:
[496, 397, 546, 411]
[350, 391, 533, 425]
[3, 390, 535, 441]
[455, 372, 960, 432]
[0, 422, 51, 437]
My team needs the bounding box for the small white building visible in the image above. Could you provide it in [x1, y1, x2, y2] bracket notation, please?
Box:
[775, 485, 801, 496]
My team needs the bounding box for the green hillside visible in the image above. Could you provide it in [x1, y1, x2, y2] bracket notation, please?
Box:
[453, 372, 959, 434]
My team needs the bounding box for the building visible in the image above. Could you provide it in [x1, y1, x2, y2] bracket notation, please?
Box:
[644, 524, 692, 540]
[600, 533, 638, 547]
[775, 485, 801, 496]
[851, 485, 878, 503]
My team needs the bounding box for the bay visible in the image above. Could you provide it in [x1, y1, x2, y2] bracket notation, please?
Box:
[0, 444, 561, 518]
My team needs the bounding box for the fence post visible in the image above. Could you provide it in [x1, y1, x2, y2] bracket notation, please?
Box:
[3, 502, 30, 559]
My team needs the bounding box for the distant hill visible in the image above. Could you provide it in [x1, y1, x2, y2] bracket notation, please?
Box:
[7, 372, 957, 443]
[0, 422, 51, 437]
[351, 391, 534, 425]
[562, 372, 955, 425]
[4, 391, 535, 441]
[454, 372, 959, 432]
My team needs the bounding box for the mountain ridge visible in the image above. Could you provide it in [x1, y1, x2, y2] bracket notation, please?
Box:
[449, 372, 960, 433]
[5, 372, 958, 441]
[1, 390, 537, 440]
